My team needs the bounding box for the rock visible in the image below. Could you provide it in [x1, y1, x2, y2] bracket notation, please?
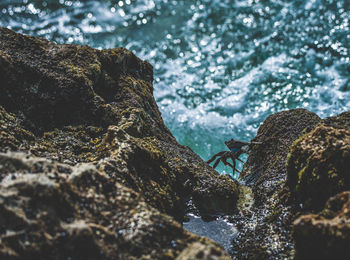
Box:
[98, 126, 239, 218]
[241, 108, 321, 192]
[293, 191, 350, 260]
[0, 152, 231, 260]
[323, 111, 350, 130]
[0, 27, 239, 220]
[232, 109, 322, 259]
[0, 27, 237, 258]
[0, 106, 35, 152]
[176, 242, 230, 260]
[231, 108, 350, 259]
[286, 125, 350, 210]
[286, 112, 350, 260]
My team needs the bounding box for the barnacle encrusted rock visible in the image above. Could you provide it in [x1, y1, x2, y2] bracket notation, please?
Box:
[0, 152, 231, 260]
[293, 191, 350, 260]
[0, 27, 237, 258]
[286, 125, 350, 210]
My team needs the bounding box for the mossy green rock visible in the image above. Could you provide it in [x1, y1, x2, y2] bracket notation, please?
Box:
[286, 124, 350, 210]
[0, 27, 237, 258]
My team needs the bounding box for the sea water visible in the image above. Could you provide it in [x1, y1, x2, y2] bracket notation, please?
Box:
[1, 0, 349, 177]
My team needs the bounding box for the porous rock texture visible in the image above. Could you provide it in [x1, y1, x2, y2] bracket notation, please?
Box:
[230, 108, 350, 260]
[286, 112, 350, 260]
[231, 109, 322, 259]
[286, 124, 350, 210]
[0, 152, 231, 260]
[323, 111, 350, 130]
[0, 27, 237, 259]
[293, 191, 350, 260]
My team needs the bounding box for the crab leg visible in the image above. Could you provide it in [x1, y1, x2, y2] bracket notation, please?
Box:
[212, 157, 223, 169]
[207, 151, 226, 164]
[249, 141, 262, 145]
[231, 159, 238, 174]
[229, 154, 243, 174]
[222, 157, 239, 175]
[223, 159, 234, 168]
[236, 157, 244, 163]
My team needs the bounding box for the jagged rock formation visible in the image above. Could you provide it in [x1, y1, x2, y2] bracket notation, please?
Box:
[231, 108, 350, 259]
[287, 124, 350, 210]
[0, 27, 238, 259]
[287, 113, 350, 260]
[1, 26, 349, 260]
[231, 109, 322, 259]
[0, 152, 231, 259]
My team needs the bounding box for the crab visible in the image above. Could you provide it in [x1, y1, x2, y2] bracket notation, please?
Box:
[207, 138, 261, 175]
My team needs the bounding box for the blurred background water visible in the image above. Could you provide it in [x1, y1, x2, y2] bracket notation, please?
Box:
[1, 0, 349, 178]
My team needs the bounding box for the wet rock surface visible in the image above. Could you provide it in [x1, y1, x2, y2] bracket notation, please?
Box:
[1, 27, 349, 260]
[230, 108, 350, 259]
[0, 27, 237, 259]
[323, 111, 350, 130]
[0, 152, 231, 260]
[286, 119, 350, 260]
[231, 109, 322, 259]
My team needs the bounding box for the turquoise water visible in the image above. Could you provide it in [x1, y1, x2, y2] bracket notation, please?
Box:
[1, 0, 349, 178]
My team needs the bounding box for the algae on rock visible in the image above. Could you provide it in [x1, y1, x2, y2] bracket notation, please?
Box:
[233, 108, 350, 259]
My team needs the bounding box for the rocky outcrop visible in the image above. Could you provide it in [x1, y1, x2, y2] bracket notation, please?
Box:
[286, 125, 350, 210]
[293, 191, 350, 260]
[285, 114, 350, 259]
[0, 27, 238, 259]
[2, 26, 349, 260]
[323, 111, 350, 130]
[231, 109, 322, 259]
[231, 108, 350, 259]
[240, 109, 321, 199]
[0, 152, 231, 260]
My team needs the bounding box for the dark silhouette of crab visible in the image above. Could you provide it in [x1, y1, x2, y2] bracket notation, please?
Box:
[207, 138, 261, 175]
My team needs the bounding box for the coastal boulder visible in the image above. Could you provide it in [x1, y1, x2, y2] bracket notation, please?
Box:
[0, 27, 239, 220]
[0, 27, 238, 259]
[232, 109, 321, 259]
[0, 152, 231, 260]
[286, 125, 350, 210]
[293, 191, 350, 260]
[323, 111, 350, 130]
